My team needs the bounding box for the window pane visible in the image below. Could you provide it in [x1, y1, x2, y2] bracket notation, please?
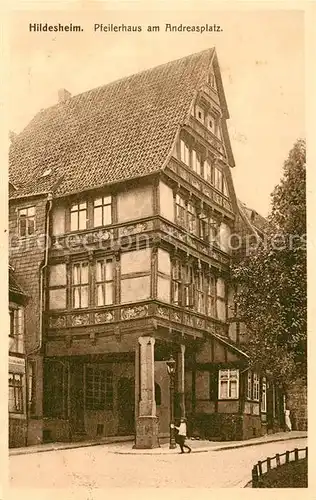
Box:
[79, 209, 86, 230]
[19, 217, 26, 237]
[79, 202, 87, 210]
[105, 260, 113, 281]
[94, 198, 102, 207]
[105, 283, 113, 305]
[28, 218, 35, 235]
[215, 168, 222, 191]
[73, 265, 80, 285]
[73, 288, 80, 308]
[220, 380, 228, 399]
[81, 264, 89, 284]
[27, 206, 35, 216]
[94, 206, 102, 227]
[81, 286, 89, 308]
[71, 204, 78, 212]
[97, 284, 104, 306]
[71, 211, 78, 231]
[96, 261, 103, 282]
[103, 205, 112, 225]
[230, 380, 238, 398]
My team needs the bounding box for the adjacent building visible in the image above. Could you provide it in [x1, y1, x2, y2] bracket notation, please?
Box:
[9, 266, 28, 447]
[9, 48, 285, 447]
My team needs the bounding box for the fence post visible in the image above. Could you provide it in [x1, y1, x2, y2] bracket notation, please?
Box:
[252, 465, 259, 488]
[285, 451, 290, 463]
[267, 457, 271, 471]
[276, 454, 280, 467]
[294, 448, 299, 461]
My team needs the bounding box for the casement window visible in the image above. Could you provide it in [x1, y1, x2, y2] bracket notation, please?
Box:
[9, 307, 24, 353]
[216, 277, 226, 321]
[18, 206, 35, 237]
[219, 223, 231, 254]
[85, 366, 113, 410]
[192, 150, 202, 176]
[247, 371, 253, 400]
[204, 159, 214, 185]
[206, 275, 216, 317]
[43, 361, 69, 418]
[207, 115, 216, 133]
[184, 265, 195, 308]
[70, 202, 87, 231]
[171, 260, 182, 306]
[175, 194, 186, 228]
[209, 217, 220, 246]
[157, 249, 171, 303]
[253, 373, 260, 401]
[223, 177, 229, 197]
[187, 202, 197, 235]
[9, 373, 23, 413]
[48, 263, 67, 310]
[95, 259, 113, 306]
[261, 377, 267, 413]
[214, 167, 223, 192]
[199, 213, 209, 241]
[218, 369, 239, 399]
[180, 140, 190, 166]
[196, 271, 205, 314]
[72, 262, 89, 309]
[94, 196, 112, 227]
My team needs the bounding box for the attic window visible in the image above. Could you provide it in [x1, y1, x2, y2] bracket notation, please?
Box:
[41, 168, 52, 177]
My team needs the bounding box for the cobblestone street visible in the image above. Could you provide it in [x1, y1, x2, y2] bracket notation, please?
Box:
[9, 437, 307, 489]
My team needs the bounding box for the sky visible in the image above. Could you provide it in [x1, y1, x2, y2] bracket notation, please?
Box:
[7, 4, 305, 216]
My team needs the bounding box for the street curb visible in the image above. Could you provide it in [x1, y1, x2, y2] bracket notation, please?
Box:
[9, 433, 307, 457]
[9, 437, 134, 457]
[107, 434, 307, 455]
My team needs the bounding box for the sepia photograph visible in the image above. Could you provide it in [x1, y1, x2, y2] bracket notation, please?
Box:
[6, 2, 308, 492]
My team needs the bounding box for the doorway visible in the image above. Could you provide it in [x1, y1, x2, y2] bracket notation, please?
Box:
[117, 377, 135, 435]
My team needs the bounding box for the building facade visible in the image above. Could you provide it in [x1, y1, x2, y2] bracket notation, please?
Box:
[9, 266, 28, 447]
[9, 49, 285, 447]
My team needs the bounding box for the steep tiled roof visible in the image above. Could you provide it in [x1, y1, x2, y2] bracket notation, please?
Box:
[9, 48, 217, 199]
[238, 200, 269, 235]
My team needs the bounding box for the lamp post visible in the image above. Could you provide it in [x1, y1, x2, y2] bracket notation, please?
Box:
[166, 354, 177, 449]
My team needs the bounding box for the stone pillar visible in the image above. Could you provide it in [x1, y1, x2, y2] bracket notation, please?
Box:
[134, 337, 159, 449]
[177, 344, 186, 418]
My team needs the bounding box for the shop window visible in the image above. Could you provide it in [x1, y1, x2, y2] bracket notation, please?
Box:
[85, 366, 113, 410]
[43, 361, 68, 418]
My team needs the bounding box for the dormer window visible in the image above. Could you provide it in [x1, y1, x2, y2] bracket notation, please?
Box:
[195, 105, 205, 124]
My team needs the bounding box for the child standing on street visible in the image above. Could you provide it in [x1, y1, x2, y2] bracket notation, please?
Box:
[171, 418, 192, 454]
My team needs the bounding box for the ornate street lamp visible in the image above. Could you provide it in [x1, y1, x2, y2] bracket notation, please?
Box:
[166, 354, 177, 449]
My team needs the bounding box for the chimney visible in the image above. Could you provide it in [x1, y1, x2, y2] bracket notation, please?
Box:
[58, 88, 72, 103]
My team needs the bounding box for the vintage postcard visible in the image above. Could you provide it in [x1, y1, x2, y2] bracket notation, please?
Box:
[5, 0, 312, 497]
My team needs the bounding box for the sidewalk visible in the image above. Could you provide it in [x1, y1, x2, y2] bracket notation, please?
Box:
[10, 431, 307, 456]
